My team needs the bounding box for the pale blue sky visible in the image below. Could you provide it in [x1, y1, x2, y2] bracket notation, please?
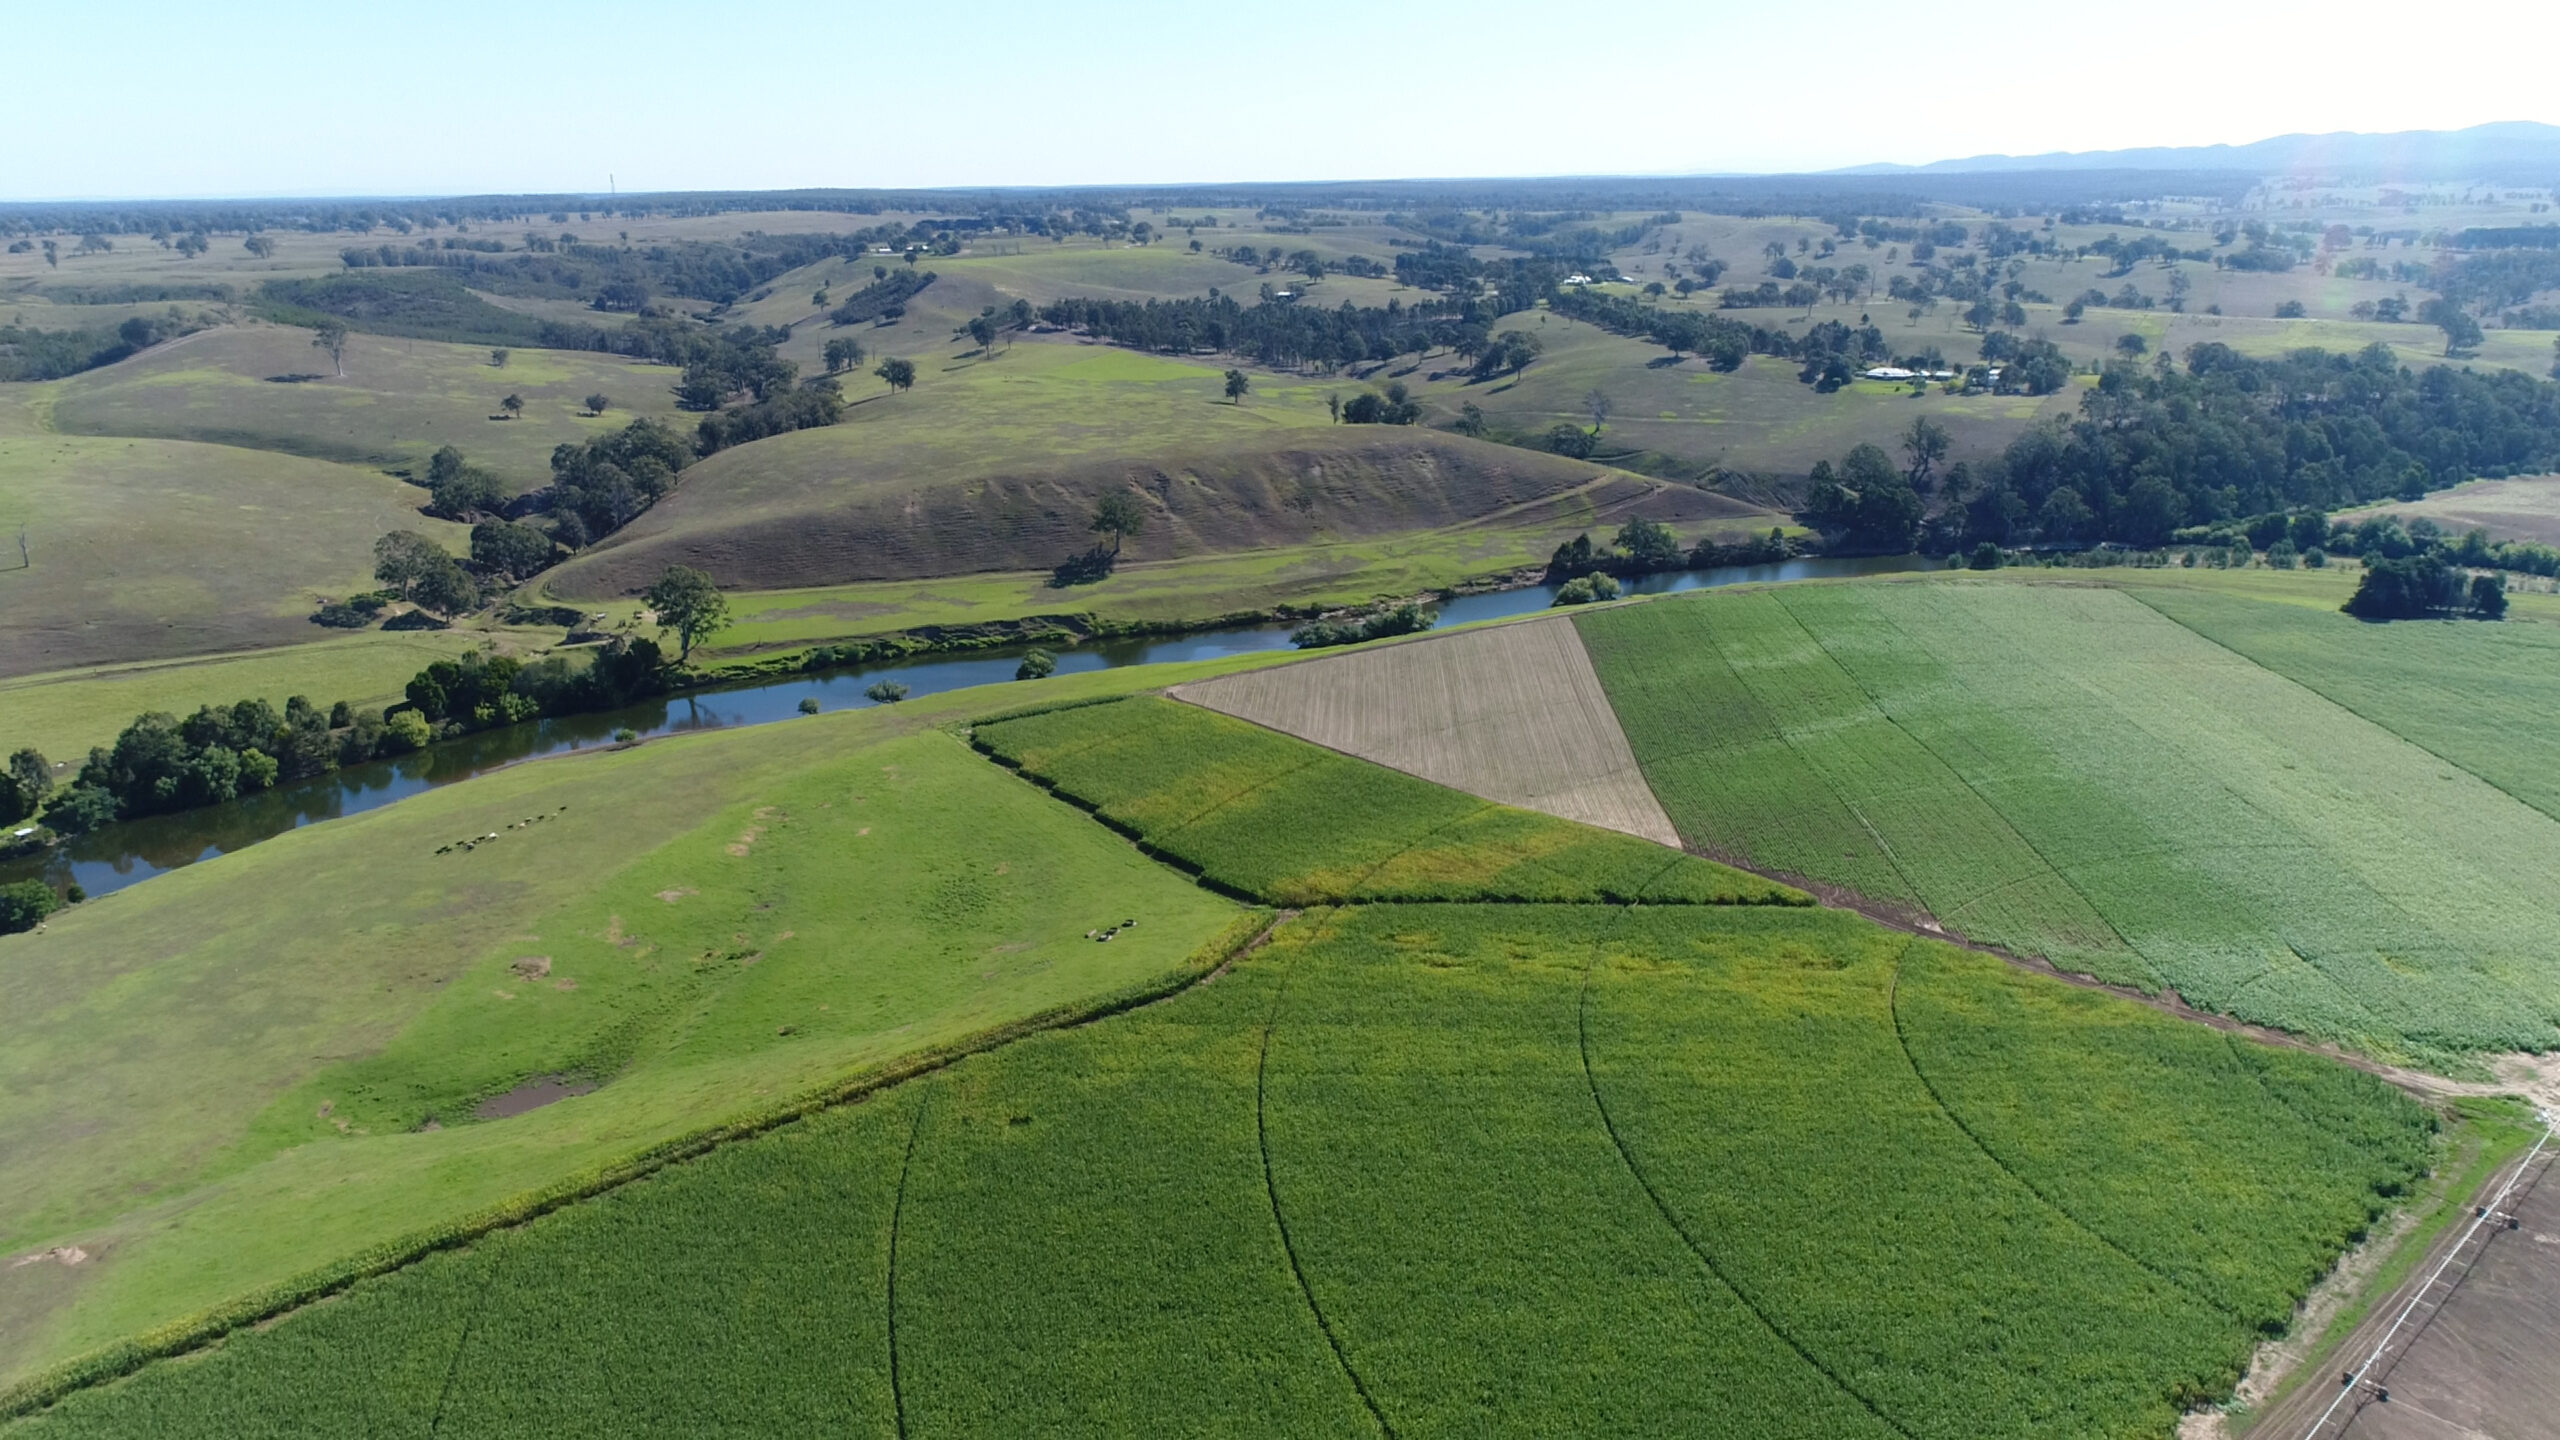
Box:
[8, 0, 2556, 200]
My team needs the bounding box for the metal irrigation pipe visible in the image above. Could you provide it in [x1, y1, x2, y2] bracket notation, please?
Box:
[2298, 1111, 2553, 1440]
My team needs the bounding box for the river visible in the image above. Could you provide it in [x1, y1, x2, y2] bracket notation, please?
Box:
[4, 556, 1928, 900]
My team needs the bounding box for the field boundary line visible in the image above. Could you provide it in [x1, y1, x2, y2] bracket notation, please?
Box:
[1575, 915, 1920, 1440]
[1886, 946, 2242, 1322]
[887, 1091, 931, 1440]
[1255, 974, 1396, 1439]
[0, 909, 1281, 1421]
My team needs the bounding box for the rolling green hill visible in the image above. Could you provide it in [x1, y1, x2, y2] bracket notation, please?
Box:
[46, 324, 685, 489]
[0, 430, 467, 675]
[546, 341, 1765, 597]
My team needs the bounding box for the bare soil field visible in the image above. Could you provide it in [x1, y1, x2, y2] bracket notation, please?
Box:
[2334, 474, 2560, 548]
[1170, 614, 1679, 845]
[2328, 1138, 2560, 1440]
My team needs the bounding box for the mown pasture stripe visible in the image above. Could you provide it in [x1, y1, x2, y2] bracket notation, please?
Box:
[1884, 946, 2243, 1323]
[1573, 915, 1921, 1440]
[1255, 975, 1395, 1439]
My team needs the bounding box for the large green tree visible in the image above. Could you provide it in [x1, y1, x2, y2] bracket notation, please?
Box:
[644, 565, 730, 662]
[1089, 491, 1147, 555]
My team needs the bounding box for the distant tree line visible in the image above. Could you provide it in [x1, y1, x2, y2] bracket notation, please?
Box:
[1936, 344, 2560, 553]
[1037, 293, 1471, 372]
[0, 312, 205, 382]
[1543, 520, 1803, 582]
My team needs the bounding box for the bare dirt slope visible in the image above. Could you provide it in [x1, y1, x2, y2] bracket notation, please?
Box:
[552, 427, 1764, 597]
[2334, 474, 2560, 548]
[1171, 614, 1679, 846]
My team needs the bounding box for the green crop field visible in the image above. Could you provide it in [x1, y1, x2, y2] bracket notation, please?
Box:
[0, 679, 1259, 1394]
[45, 324, 686, 489]
[8, 902, 2435, 1438]
[1576, 578, 2560, 1066]
[972, 696, 1799, 906]
[2130, 580, 2560, 826]
[0, 429, 468, 675]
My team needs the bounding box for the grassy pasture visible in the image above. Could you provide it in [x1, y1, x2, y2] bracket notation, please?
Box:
[1578, 577, 2560, 1065]
[0, 679, 1258, 1392]
[543, 337, 1741, 598]
[44, 324, 685, 488]
[9, 903, 2435, 1438]
[973, 695, 1794, 907]
[0, 630, 492, 766]
[0, 430, 468, 676]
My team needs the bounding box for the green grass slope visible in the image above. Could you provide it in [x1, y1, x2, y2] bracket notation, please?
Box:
[46, 324, 684, 489]
[0, 631, 491, 765]
[0, 689, 1247, 1393]
[1576, 578, 2560, 1065]
[973, 696, 1799, 906]
[9, 904, 2434, 1438]
[0, 431, 467, 675]
[548, 341, 1758, 598]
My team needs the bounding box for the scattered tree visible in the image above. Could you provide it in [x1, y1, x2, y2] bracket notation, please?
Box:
[864, 680, 909, 704]
[1224, 368, 1251, 404]
[584, 392, 611, 416]
[243, 235, 275, 259]
[823, 337, 865, 374]
[1900, 416, 1950, 492]
[499, 393, 524, 420]
[1583, 388, 1613, 431]
[312, 320, 348, 377]
[490, 348, 510, 368]
[1015, 648, 1057, 681]
[1089, 491, 1147, 555]
[642, 564, 729, 662]
[875, 357, 916, 393]
[966, 314, 997, 352]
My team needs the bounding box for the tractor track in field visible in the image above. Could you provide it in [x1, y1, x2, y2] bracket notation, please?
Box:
[1254, 973, 1396, 1440]
[1887, 946, 2242, 1324]
[1574, 912, 1920, 1440]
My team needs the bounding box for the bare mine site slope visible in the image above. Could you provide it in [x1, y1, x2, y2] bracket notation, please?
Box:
[1171, 614, 1679, 846]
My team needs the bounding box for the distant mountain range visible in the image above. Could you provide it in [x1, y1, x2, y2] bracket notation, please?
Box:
[1836, 122, 2560, 184]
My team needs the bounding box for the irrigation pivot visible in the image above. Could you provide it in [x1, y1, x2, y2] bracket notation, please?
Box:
[2297, 1111, 2554, 1440]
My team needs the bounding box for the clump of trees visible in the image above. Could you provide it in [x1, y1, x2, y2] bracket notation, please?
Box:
[0, 312, 207, 382]
[2344, 556, 2507, 620]
[1551, 572, 1620, 606]
[1290, 603, 1436, 650]
[545, 418, 693, 545]
[49, 695, 432, 830]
